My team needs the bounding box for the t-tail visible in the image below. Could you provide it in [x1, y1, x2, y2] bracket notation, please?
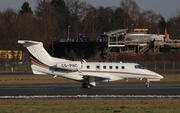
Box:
[18, 40, 53, 65]
[18, 40, 68, 75]
[18, 40, 54, 75]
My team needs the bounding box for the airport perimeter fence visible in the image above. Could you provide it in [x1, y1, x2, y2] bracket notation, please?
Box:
[0, 60, 180, 74]
[0, 60, 31, 72]
[137, 61, 180, 73]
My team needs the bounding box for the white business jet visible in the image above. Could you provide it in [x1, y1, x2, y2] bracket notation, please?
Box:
[18, 40, 163, 89]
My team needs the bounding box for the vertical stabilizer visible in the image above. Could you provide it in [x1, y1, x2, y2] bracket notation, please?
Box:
[18, 40, 53, 65]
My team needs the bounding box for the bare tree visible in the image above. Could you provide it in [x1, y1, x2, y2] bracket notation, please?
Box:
[0, 9, 19, 49]
[35, 0, 68, 45]
[112, 7, 128, 29]
[139, 10, 162, 33]
[65, 0, 83, 38]
[167, 9, 180, 38]
[120, 0, 140, 29]
[82, 5, 98, 37]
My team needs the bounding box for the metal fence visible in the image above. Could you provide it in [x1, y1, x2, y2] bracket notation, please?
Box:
[137, 61, 180, 73]
[0, 60, 31, 72]
[0, 60, 180, 73]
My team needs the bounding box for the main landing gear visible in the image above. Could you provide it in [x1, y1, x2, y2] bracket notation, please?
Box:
[82, 82, 93, 89]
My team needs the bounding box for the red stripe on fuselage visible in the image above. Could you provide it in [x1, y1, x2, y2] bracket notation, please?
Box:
[81, 70, 157, 77]
[30, 57, 49, 68]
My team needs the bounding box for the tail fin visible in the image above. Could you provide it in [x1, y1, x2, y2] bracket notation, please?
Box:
[18, 40, 53, 66]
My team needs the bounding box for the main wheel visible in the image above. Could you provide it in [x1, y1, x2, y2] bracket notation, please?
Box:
[82, 83, 87, 88]
[87, 84, 92, 89]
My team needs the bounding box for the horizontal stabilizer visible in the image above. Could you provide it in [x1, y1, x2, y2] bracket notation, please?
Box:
[31, 64, 48, 75]
[18, 40, 40, 47]
[32, 70, 47, 75]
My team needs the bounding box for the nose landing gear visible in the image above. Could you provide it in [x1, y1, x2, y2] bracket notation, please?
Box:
[146, 82, 150, 88]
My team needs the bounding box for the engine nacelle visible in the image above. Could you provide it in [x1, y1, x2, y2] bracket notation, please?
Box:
[56, 61, 82, 71]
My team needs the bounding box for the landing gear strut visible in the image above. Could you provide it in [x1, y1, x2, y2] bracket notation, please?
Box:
[146, 82, 150, 88]
[82, 83, 92, 89]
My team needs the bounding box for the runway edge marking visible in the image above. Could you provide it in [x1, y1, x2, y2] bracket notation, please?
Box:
[0, 95, 180, 99]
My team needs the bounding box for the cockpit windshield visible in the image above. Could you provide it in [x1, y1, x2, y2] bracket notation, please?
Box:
[134, 65, 145, 69]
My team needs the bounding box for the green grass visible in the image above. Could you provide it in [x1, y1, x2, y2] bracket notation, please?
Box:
[0, 99, 179, 113]
[162, 74, 180, 82]
[0, 75, 77, 84]
[0, 74, 179, 84]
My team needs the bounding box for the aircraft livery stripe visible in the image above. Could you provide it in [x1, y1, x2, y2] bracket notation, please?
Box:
[26, 51, 50, 68]
[81, 70, 157, 77]
[30, 57, 49, 69]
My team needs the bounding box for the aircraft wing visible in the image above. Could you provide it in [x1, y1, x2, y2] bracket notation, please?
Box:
[80, 73, 123, 82]
[80, 73, 110, 79]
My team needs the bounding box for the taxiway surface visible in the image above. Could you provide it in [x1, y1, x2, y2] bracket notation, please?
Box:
[0, 83, 180, 96]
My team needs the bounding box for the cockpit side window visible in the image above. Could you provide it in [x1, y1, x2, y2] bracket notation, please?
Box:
[135, 65, 145, 69]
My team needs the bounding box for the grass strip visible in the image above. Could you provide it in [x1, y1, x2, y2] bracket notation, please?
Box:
[0, 98, 179, 113]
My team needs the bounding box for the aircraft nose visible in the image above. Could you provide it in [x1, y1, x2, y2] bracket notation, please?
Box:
[157, 73, 163, 79]
[147, 70, 163, 79]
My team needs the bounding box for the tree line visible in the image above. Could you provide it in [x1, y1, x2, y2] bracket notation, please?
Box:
[0, 0, 180, 50]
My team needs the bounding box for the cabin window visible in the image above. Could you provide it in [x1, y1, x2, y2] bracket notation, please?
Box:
[115, 66, 119, 69]
[103, 66, 106, 69]
[109, 66, 113, 69]
[96, 65, 100, 69]
[96, 64, 101, 70]
[121, 66, 125, 69]
[87, 65, 90, 69]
